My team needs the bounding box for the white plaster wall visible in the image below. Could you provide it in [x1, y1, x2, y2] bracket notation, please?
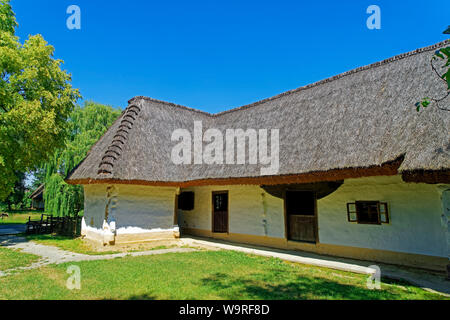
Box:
[83, 184, 107, 229]
[178, 185, 285, 238]
[84, 184, 177, 231]
[318, 176, 447, 257]
[438, 187, 450, 259]
[84, 177, 446, 257]
[180, 176, 447, 258]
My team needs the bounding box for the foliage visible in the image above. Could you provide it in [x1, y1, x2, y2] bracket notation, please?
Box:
[0, 251, 447, 300]
[43, 173, 82, 217]
[0, 247, 40, 271]
[444, 26, 450, 35]
[43, 102, 121, 217]
[28, 168, 46, 190]
[416, 28, 450, 111]
[0, 0, 81, 200]
[0, 172, 29, 210]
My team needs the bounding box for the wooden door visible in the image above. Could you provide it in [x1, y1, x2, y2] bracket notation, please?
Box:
[285, 191, 317, 243]
[212, 191, 228, 233]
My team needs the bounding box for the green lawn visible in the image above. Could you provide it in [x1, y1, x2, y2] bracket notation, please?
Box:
[25, 234, 119, 255]
[0, 211, 43, 225]
[25, 234, 179, 255]
[0, 250, 447, 300]
[0, 247, 40, 271]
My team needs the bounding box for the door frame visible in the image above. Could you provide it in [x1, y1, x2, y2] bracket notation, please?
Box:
[283, 190, 319, 243]
[211, 191, 229, 234]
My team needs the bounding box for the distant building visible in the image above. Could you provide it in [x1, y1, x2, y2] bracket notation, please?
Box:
[29, 184, 44, 210]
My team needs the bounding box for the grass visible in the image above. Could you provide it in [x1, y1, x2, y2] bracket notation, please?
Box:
[0, 210, 44, 225]
[25, 234, 181, 255]
[0, 250, 447, 300]
[0, 247, 40, 271]
[25, 234, 119, 256]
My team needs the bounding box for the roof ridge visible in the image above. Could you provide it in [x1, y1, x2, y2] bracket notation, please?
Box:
[129, 39, 449, 116]
[97, 103, 143, 176]
[128, 96, 212, 116]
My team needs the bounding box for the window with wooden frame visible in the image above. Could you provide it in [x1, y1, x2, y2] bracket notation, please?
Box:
[347, 201, 389, 225]
[178, 192, 194, 211]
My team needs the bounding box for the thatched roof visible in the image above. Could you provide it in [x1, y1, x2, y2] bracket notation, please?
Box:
[67, 40, 450, 186]
[29, 184, 44, 200]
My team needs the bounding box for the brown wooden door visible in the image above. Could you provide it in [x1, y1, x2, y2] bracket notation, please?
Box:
[212, 192, 228, 233]
[285, 191, 317, 243]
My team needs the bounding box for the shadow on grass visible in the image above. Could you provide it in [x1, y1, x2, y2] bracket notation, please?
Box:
[26, 234, 79, 241]
[201, 272, 398, 300]
[126, 293, 157, 300]
[0, 234, 29, 246]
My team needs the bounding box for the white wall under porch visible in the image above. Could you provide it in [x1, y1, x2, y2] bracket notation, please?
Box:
[179, 176, 448, 268]
[318, 176, 447, 258]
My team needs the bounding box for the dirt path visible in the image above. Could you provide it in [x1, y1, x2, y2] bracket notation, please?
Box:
[0, 235, 197, 277]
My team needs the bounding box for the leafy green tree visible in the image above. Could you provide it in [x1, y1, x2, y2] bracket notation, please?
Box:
[44, 102, 121, 217]
[0, 171, 26, 211]
[416, 27, 450, 111]
[0, 0, 81, 200]
[28, 168, 46, 190]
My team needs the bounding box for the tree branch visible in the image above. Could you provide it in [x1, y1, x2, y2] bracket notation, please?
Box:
[430, 58, 448, 86]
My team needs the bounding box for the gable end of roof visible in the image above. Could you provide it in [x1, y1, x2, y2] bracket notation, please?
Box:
[97, 103, 142, 177]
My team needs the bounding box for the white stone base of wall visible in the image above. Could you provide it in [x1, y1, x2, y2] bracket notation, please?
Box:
[81, 218, 180, 245]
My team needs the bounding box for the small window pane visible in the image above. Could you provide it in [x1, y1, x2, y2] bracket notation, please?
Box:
[380, 203, 389, 224]
[347, 203, 357, 222]
[214, 193, 228, 211]
[356, 201, 380, 224]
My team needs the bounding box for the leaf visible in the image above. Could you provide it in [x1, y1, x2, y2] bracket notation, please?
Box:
[0, 1, 81, 201]
[446, 71, 450, 89]
[435, 52, 445, 59]
[440, 47, 450, 57]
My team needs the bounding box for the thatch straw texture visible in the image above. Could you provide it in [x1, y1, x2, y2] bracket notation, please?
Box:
[67, 40, 450, 185]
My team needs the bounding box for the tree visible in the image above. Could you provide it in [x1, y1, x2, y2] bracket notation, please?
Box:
[43, 102, 121, 217]
[0, 0, 81, 200]
[0, 171, 26, 211]
[444, 26, 450, 35]
[416, 27, 450, 111]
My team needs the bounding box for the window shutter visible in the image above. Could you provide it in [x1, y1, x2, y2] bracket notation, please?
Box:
[178, 192, 194, 211]
[379, 202, 389, 224]
[347, 203, 357, 222]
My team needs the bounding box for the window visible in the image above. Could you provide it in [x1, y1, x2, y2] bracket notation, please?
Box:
[347, 201, 389, 225]
[178, 192, 194, 211]
[286, 191, 315, 216]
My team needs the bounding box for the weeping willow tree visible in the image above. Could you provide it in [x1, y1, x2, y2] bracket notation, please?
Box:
[43, 102, 121, 217]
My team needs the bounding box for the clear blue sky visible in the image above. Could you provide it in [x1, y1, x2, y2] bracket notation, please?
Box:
[11, 0, 450, 113]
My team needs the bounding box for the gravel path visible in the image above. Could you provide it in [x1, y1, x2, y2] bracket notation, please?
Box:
[0, 235, 196, 277]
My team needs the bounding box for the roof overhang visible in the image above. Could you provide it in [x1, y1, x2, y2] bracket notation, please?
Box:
[66, 156, 410, 187]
